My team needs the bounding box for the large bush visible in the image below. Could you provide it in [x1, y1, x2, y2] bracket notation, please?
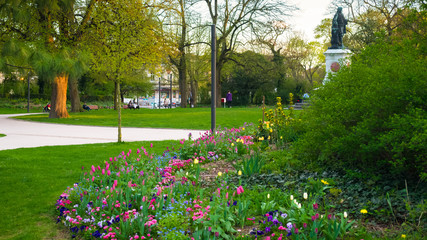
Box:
[293, 39, 427, 181]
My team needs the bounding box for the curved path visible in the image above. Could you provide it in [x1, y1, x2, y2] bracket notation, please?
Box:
[0, 113, 205, 151]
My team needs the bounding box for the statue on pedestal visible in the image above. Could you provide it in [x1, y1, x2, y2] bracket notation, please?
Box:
[329, 7, 347, 49]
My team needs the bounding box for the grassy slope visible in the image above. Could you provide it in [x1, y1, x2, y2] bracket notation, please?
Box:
[13, 107, 263, 130]
[0, 141, 177, 239]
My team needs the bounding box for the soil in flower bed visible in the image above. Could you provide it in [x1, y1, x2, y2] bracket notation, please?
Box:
[199, 160, 237, 187]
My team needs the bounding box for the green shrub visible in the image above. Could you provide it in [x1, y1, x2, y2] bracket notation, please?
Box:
[292, 39, 427, 181]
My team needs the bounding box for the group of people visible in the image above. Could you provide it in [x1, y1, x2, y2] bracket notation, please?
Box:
[128, 100, 140, 109]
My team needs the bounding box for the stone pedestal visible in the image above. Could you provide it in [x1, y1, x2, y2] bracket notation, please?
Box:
[323, 48, 352, 83]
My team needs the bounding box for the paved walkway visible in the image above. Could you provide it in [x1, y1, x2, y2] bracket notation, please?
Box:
[0, 113, 205, 151]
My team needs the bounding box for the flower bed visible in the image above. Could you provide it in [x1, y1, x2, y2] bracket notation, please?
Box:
[55, 123, 354, 239]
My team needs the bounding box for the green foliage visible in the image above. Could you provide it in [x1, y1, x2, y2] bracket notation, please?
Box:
[256, 95, 301, 148]
[260, 149, 294, 174]
[238, 153, 264, 176]
[158, 212, 189, 240]
[85, 0, 166, 84]
[293, 38, 427, 180]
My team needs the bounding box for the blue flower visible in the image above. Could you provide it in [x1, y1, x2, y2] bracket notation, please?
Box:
[92, 230, 102, 238]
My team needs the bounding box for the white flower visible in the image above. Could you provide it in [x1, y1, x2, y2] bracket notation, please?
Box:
[294, 199, 298, 205]
[298, 203, 301, 209]
[290, 195, 294, 200]
[303, 192, 308, 199]
[344, 212, 348, 218]
[267, 194, 270, 199]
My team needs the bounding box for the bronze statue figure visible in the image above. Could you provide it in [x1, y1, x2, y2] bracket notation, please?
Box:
[329, 7, 347, 49]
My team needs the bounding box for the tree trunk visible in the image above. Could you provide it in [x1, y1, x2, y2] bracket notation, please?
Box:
[49, 73, 69, 118]
[190, 79, 198, 108]
[114, 82, 118, 110]
[69, 77, 82, 112]
[179, 55, 188, 108]
[215, 64, 222, 107]
[116, 81, 122, 142]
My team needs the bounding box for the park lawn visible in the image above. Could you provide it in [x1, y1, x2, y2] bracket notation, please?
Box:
[0, 108, 40, 114]
[13, 107, 266, 130]
[0, 141, 177, 240]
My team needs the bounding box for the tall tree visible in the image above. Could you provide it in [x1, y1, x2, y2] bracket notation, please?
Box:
[84, 0, 167, 142]
[167, 0, 189, 108]
[0, 0, 94, 117]
[199, 0, 295, 106]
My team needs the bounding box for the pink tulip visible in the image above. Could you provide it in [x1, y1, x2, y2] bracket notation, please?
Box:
[91, 165, 96, 173]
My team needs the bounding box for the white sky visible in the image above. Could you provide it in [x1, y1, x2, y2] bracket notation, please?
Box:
[289, 0, 333, 41]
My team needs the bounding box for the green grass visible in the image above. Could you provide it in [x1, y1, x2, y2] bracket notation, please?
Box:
[13, 107, 265, 129]
[0, 108, 40, 114]
[0, 141, 177, 239]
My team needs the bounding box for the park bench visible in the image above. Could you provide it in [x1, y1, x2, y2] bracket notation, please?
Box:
[88, 105, 99, 110]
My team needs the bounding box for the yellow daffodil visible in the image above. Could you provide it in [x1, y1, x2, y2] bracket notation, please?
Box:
[242, 127, 245, 131]
[259, 137, 264, 141]
[270, 128, 273, 132]
[238, 170, 242, 176]
[321, 179, 329, 185]
[401, 234, 406, 238]
[280, 136, 283, 139]
[268, 136, 271, 140]
[360, 209, 368, 214]
[231, 143, 234, 147]
[194, 158, 199, 164]
[218, 172, 222, 177]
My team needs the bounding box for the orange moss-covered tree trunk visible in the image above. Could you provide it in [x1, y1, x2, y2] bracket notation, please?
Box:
[49, 73, 70, 118]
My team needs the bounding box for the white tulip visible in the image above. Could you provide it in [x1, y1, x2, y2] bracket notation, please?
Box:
[303, 192, 308, 199]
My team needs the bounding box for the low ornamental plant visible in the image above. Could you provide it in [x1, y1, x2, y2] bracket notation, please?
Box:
[56, 121, 414, 239]
[55, 126, 262, 239]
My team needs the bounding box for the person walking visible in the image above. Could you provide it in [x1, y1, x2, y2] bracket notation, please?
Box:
[226, 91, 232, 108]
